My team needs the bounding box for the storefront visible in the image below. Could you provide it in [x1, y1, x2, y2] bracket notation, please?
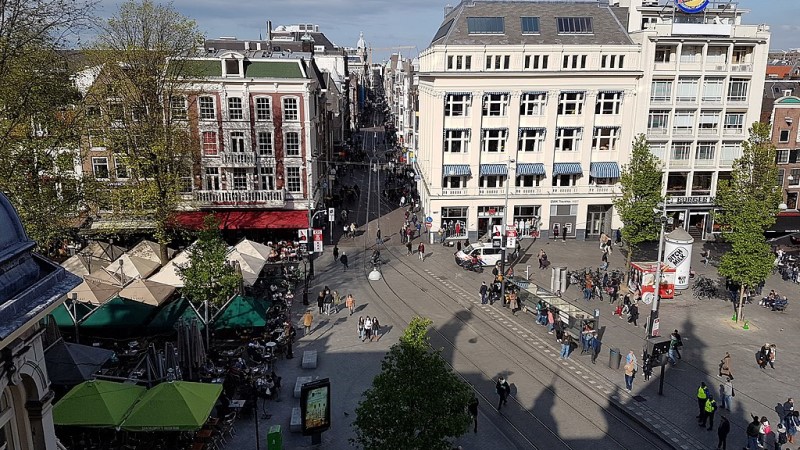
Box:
[665, 195, 716, 240]
[585, 204, 613, 238]
[513, 205, 541, 237]
[477, 206, 504, 237]
[440, 206, 468, 237]
[549, 201, 578, 239]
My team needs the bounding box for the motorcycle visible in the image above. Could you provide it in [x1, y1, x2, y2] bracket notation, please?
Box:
[462, 259, 484, 273]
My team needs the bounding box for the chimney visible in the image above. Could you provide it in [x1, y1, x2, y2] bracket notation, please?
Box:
[267, 20, 272, 41]
[444, 4, 454, 17]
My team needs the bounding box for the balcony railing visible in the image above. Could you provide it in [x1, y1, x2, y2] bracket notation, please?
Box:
[220, 152, 257, 166]
[194, 189, 284, 207]
[430, 185, 621, 197]
[731, 63, 753, 72]
[723, 127, 744, 137]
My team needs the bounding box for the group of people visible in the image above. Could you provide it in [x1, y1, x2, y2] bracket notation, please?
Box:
[266, 241, 302, 262]
[356, 316, 381, 342]
[301, 286, 358, 335]
[759, 290, 789, 311]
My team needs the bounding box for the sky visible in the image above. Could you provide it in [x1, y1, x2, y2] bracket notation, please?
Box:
[96, 0, 800, 61]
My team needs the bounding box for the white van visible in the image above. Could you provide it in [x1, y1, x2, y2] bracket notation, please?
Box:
[454, 243, 506, 267]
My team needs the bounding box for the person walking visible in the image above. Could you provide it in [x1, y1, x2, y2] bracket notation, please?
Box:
[624, 359, 635, 391]
[406, 241, 413, 256]
[468, 395, 479, 433]
[671, 329, 683, 359]
[700, 396, 717, 430]
[496, 377, 510, 410]
[758, 416, 770, 448]
[717, 416, 730, 450]
[785, 410, 799, 445]
[302, 310, 313, 336]
[333, 290, 341, 314]
[333, 245, 339, 262]
[363, 317, 373, 342]
[346, 294, 355, 316]
[479, 282, 488, 304]
[316, 291, 325, 314]
[719, 380, 734, 411]
[719, 352, 733, 380]
[667, 332, 680, 366]
[560, 335, 574, 359]
[324, 291, 333, 315]
[538, 249, 548, 269]
[340, 252, 349, 270]
[376, 228, 382, 246]
[400, 195, 406, 207]
[357, 316, 365, 341]
[696, 382, 710, 418]
[284, 322, 295, 359]
[371, 317, 380, 341]
[746, 415, 761, 450]
[628, 303, 639, 327]
[418, 242, 425, 261]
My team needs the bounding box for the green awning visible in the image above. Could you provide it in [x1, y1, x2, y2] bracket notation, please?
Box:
[51, 301, 95, 327]
[120, 381, 222, 431]
[80, 296, 157, 329]
[212, 295, 271, 330]
[53, 380, 145, 428]
[146, 297, 204, 332]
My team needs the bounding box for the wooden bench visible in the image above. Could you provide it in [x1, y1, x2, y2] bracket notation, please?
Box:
[290, 407, 301, 432]
[302, 350, 318, 369]
[294, 376, 312, 399]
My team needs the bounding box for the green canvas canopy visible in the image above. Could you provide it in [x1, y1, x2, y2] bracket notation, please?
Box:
[51, 301, 95, 327]
[146, 297, 204, 332]
[119, 381, 222, 431]
[80, 296, 156, 329]
[53, 380, 145, 427]
[212, 295, 271, 330]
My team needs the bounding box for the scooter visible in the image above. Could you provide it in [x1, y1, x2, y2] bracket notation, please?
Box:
[462, 259, 484, 273]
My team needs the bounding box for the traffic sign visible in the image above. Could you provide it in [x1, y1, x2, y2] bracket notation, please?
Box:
[425, 216, 433, 223]
[506, 227, 517, 249]
[328, 208, 335, 222]
[312, 228, 323, 253]
[425, 222, 432, 228]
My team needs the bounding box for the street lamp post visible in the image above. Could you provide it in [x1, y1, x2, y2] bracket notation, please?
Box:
[499, 160, 515, 306]
[647, 201, 669, 339]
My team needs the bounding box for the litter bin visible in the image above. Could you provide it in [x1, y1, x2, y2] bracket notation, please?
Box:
[609, 347, 622, 369]
[267, 424, 282, 450]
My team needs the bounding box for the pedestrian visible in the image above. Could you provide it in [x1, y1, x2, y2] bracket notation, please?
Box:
[376, 228, 381, 246]
[496, 377, 510, 410]
[333, 290, 341, 313]
[302, 310, 313, 336]
[717, 416, 730, 450]
[671, 329, 683, 359]
[418, 242, 425, 261]
[667, 331, 680, 366]
[509, 290, 519, 315]
[746, 414, 761, 450]
[600, 250, 609, 271]
[696, 382, 710, 418]
[357, 316, 365, 341]
[284, 322, 295, 359]
[302, 289, 309, 306]
[406, 241, 413, 256]
[363, 316, 372, 342]
[538, 249, 548, 269]
[316, 291, 325, 314]
[628, 303, 639, 327]
[783, 398, 794, 417]
[371, 316, 380, 341]
[590, 335, 601, 364]
[560, 335, 573, 359]
[333, 245, 339, 261]
[346, 294, 355, 315]
[468, 395, 479, 433]
[479, 282, 488, 304]
[546, 309, 555, 334]
[324, 291, 333, 315]
[624, 359, 635, 391]
[626, 350, 638, 367]
[400, 195, 405, 207]
[719, 380, 734, 411]
[758, 416, 770, 448]
[715, 353, 732, 381]
[340, 252, 349, 270]
[785, 410, 799, 444]
[553, 224, 560, 240]
[700, 396, 717, 430]
[776, 422, 788, 448]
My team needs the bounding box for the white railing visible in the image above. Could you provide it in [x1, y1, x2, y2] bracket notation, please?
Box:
[479, 188, 505, 196]
[731, 64, 753, 72]
[723, 128, 744, 136]
[672, 128, 695, 135]
[698, 128, 720, 136]
[442, 188, 468, 196]
[647, 128, 670, 136]
[194, 190, 284, 206]
[220, 152, 257, 166]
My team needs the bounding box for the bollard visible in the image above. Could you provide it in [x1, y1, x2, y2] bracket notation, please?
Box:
[608, 347, 621, 369]
[731, 313, 737, 322]
[743, 321, 750, 330]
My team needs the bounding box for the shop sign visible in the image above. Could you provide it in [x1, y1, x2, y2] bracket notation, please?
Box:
[551, 199, 577, 205]
[669, 196, 714, 205]
[675, 0, 709, 14]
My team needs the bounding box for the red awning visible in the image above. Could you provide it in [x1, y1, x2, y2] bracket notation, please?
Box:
[172, 210, 309, 230]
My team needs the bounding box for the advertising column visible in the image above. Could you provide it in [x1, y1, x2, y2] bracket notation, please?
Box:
[664, 228, 694, 290]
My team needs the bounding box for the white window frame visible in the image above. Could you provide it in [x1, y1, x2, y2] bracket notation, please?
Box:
[231, 168, 248, 190]
[479, 175, 506, 188]
[285, 131, 301, 156]
[445, 94, 471, 117]
[92, 157, 109, 179]
[680, 45, 701, 63]
[170, 96, 187, 120]
[444, 176, 467, 188]
[520, 92, 547, 116]
[777, 149, 790, 164]
[648, 110, 670, 132]
[114, 157, 128, 179]
[255, 97, 272, 121]
[286, 167, 302, 193]
[557, 92, 584, 115]
[481, 129, 507, 152]
[727, 78, 749, 102]
[257, 131, 273, 156]
[695, 141, 716, 160]
[702, 78, 724, 102]
[650, 80, 672, 102]
[444, 130, 470, 153]
[671, 142, 692, 160]
[230, 131, 246, 152]
[592, 127, 619, 151]
[282, 97, 299, 121]
[654, 45, 672, 63]
[555, 128, 582, 152]
[199, 96, 216, 120]
[595, 92, 622, 115]
[259, 166, 275, 190]
[204, 167, 221, 190]
[699, 111, 720, 131]
[228, 97, 243, 120]
[518, 129, 545, 152]
[724, 113, 744, 132]
[676, 77, 699, 102]
[483, 93, 509, 116]
[673, 110, 695, 133]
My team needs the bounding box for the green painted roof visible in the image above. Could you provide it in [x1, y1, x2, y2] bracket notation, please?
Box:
[80, 296, 156, 329]
[244, 61, 305, 78]
[777, 97, 800, 104]
[169, 60, 222, 78]
[213, 295, 271, 330]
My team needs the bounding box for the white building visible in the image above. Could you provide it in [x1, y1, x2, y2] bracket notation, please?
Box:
[416, 0, 770, 241]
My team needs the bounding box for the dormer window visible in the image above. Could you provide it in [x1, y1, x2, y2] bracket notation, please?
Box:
[225, 59, 240, 75]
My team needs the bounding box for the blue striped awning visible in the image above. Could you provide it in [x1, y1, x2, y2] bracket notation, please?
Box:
[443, 165, 471, 176]
[446, 92, 471, 97]
[522, 91, 547, 96]
[480, 164, 508, 176]
[484, 91, 509, 96]
[443, 128, 470, 137]
[552, 163, 583, 176]
[590, 162, 620, 178]
[516, 163, 546, 176]
[518, 127, 545, 137]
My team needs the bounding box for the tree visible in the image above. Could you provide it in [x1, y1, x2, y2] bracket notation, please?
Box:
[87, 0, 203, 263]
[0, 0, 98, 255]
[716, 122, 781, 322]
[352, 317, 472, 450]
[613, 134, 664, 268]
[178, 214, 241, 309]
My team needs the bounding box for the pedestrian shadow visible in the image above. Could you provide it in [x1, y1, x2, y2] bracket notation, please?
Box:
[333, 317, 348, 326]
[354, 304, 369, 314]
[374, 325, 392, 340]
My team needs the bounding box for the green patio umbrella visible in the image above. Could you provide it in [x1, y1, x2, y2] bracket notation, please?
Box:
[51, 301, 95, 327]
[80, 296, 157, 330]
[212, 295, 271, 330]
[145, 297, 204, 332]
[53, 380, 145, 427]
[120, 381, 222, 431]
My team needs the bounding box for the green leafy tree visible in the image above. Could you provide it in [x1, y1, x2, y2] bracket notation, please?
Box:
[613, 134, 664, 268]
[352, 317, 472, 450]
[178, 214, 241, 309]
[716, 122, 781, 322]
[87, 0, 203, 263]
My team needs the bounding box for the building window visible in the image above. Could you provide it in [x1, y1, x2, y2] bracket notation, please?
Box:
[721, 142, 742, 163]
[444, 176, 467, 188]
[228, 97, 243, 120]
[230, 131, 246, 152]
[481, 129, 507, 152]
[447, 55, 472, 70]
[285, 132, 301, 156]
[592, 127, 619, 151]
[92, 157, 109, 179]
[699, 111, 720, 132]
[648, 110, 670, 133]
[595, 91, 622, 115]
[225, 59, 240, 75]
[520, 92, 547, 116]
[441, 206, 468, 231]
[551, 174, 577, 187]
[283, 97, 299, 121]
[204, 167, 220, 190]
[696, 141, 716, 160]
[680, 45, 701, 63]
[170, 96, 187, 120]
[88, 130, 106, 148]
[524, 54, 549, 70]
[650, 80, 672, 102]
[520, 16, 540, 34]
[556, 17, 593, 34]
[555, 128, 582, 151]
[479, 175, 505, 188]
[727, 78, 749, 102]
[286, 167, 302, 192]
[732, 46, 750, 64]
[778, 168, 785, 187]
[466, 17, 505, 34]
[485, 55, 511, 70]
[483, 93, 509, 116]
[671, 142, 692, 160]
[692, 172, 713, 195]
[702, 77, 724, 102]
[232, 168, 248, 190]
[444, 129, 470, 153]
[557, 92, 584, 115]
[654, 45, 672, 63]
[667, 172, 688, 194]
[199, 96, 215, 120]
[114, 158, 128, 179]
[202, 131, 218, 156]
[562, 55, 587, 69]
[516, 175, 542, 187]
[259, 166, 275, 190]
[255, 97, 272, 120]
[600, 54, 625, 69]
[257, 131, 273, 155]
[445, 93, 471, 117]
[724, 113, 744, 132]
[649, 142, 667, 161]
[107, 101, 124, 121]
[673, 110, 695, 134]
[518, 128, 545, 152]
[779, 130, 791, 143]
[676, 77, 699, 102]
[777, 149, 790, 164]
[791, 169, 800, 186]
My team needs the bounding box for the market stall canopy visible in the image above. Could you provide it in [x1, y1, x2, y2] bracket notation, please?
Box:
[80, 296, 157, 329]
[148, 245, 193, 288]
[45, 341, 114, 386]
[61, 255, 91, 277]
[84, 268, 123, 286]
[82, 241, 127, 262]
[225, 250, 265, 287]
[119, 381, 222, 431]
[233, 239, 272, 260]
[127, 240, 175, 266]
[67, 279, 121, 305]
[213, 295, 270, 330]
[50, 301, 95, 327]
[105, 254, 161, 281]
[118, 279, 176, 307]
[53, 380, 145, 428]
[146, 297, 204, 332]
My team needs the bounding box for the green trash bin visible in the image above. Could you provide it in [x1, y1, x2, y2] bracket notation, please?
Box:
[267, 424, 282, 450]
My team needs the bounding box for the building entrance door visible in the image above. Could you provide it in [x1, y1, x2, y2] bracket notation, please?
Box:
[478, 217, 502, 237]
[688, 212, 707, 241]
